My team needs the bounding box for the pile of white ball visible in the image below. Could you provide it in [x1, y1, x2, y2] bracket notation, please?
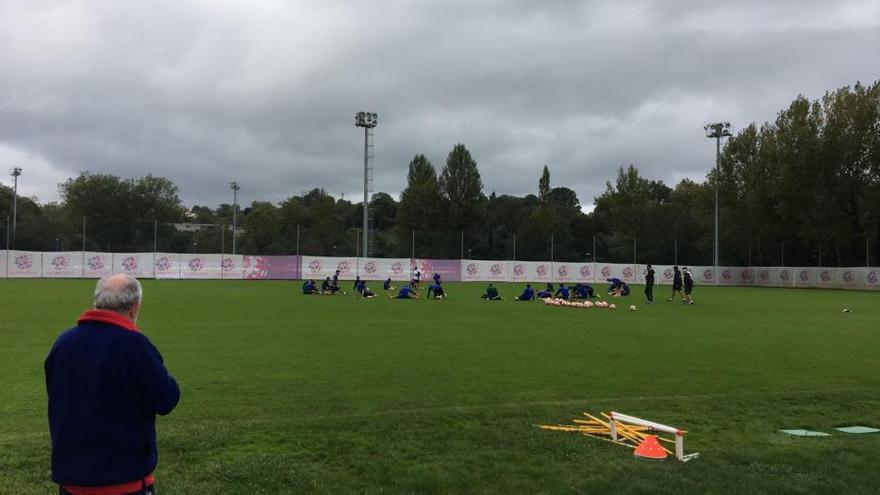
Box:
[542, 298, 620, 310]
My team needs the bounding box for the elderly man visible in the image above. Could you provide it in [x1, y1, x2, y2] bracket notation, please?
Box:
[45, 274, 180, 495]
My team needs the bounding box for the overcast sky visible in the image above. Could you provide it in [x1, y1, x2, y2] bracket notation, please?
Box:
[1, 0, 879, 211]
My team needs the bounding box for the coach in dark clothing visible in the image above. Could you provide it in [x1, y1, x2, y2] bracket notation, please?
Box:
[644, 264, 655, 304]
[45, 274, 179, 495]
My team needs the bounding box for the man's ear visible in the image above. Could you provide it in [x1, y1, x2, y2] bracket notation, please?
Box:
[130, 302, 141, 322]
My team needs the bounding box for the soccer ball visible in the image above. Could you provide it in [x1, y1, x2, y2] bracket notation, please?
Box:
[629, 305, 637, 311]
[609, 304, 616, 310]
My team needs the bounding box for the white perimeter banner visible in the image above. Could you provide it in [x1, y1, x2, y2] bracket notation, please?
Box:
[551, 262, 596, 283]
[112, 253, 155, 278]
[792, 267, 820, 288]
[82, 252, 113, 278]
[866, 268, 880, 290]
[835, 267, 866, 290]
[154, 253, 181, 279]
[461, 259, 510, 282]
[6, 251, 42, 278]
[356, 258, 411, 281]
[691, 266, 716, 286]
[755, 267, 794, 287]
[0, 250, 6, 278]
[179, 254, 223, 279]
[716, 266, 753, 286]
[221, 255, 243, 280]
[42, 252, 84, 278]
[301, 256, 359, 280]
[511, 261, 553, 283]
[595, 263, 637, 283]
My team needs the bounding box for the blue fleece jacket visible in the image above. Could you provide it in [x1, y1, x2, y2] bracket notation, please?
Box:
[45, 310, 180, 487]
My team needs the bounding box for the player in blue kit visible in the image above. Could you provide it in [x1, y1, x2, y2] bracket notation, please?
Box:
[302, 279, 319, 295]
[393, 285, 418, 299]
[554, 283, 570, 300]
[515, 284, 535, 301]
[537, 283, 554, 299]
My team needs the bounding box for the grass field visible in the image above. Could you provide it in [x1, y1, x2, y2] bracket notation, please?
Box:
[2, 279, 879, 494]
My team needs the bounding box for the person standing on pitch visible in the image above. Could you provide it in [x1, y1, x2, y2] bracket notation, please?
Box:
[683, 267, 695, 305]
[45, 274, 179, 495]
[410, 266, 421, 290]
[644, 264, 655, 304]
[668, 266, 684, 302]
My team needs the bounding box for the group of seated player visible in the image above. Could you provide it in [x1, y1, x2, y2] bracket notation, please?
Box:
[304, 273, 632, 301]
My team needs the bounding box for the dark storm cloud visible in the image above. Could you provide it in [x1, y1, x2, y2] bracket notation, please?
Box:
[1, 0, 878, 210]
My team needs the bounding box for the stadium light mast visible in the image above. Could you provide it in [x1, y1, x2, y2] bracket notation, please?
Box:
[10, 167, 21, 249]
[355, 111, 377, 258]
[705, 122, 732, 287]
[230, 182, 240, 255]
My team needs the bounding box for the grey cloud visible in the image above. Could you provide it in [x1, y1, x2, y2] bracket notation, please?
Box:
[1, 0, 878, 210]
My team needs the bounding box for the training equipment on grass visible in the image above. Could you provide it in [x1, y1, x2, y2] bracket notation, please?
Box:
[835, 426, 879, 434]
[779, 429, 830, 437]
[629, 305, 637, 311]
[538, 410, 699, 462]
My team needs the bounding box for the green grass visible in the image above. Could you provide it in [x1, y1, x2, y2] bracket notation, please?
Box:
[1, 279, 879, 494]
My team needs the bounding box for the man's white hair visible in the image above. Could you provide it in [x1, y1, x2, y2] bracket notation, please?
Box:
[94, 274, 142, 313]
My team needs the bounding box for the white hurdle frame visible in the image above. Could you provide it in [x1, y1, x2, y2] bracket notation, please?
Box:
[609, 411, 699, 462]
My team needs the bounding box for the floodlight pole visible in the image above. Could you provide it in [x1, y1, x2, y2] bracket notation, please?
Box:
[705, 122, 731, 286]
[10, 167, 21, 249]
[230, 182, 240, 255]
[355, 111, 377, 258]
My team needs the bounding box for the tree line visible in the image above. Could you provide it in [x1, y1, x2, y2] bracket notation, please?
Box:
[2, 80, 878, 266]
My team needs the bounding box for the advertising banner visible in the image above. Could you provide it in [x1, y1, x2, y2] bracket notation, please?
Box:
[154, 253, 180, 279]
[817, 268, 836, 288]
[551, 262, 597, 283]
[242, 255, 300, 280]
[595, 263, 636, 283]
[356, 258, 411, 281]
[792, 267, 820, 288]
[82, 252, 113, 278]
[112, 253, 155, 278]
[866, 268, 880, 290]
[511, 261, 552, 283]
[6, 251, 41, 278]
[412, 258, 461, 282]
[42, 252, 84, 278]
[300, 256, 357, 280]
[716, 266, 741, 286]
[220, 255, 244, 280]
[691, 266, 716, 286]
[835, 267, 865, 290]
[461, 259, 510, 282]
[0, 250, 6, 278]
[180, 254, 222, 279]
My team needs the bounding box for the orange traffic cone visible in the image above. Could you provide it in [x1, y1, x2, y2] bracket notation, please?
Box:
[634, 435, 668, 460]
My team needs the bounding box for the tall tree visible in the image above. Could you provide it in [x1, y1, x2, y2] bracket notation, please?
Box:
[439, 144, 484, 231]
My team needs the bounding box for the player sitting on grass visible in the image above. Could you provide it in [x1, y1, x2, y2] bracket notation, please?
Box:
[433, 272, 441, 285]
[302, 279, 319, 295]
[515, 284, 535, 301]
[359, 282, 377, 299]
[481, 284, 504, 300]
[571, 284, 595, 299]
[353, 276, 362, 292]
[383, 278, 395, 291]
[426, 283, 446, 299]
[554, 283, 570, 300]
[607, 278, 630, 297]
[331, 270, 345, 294]
[393, 285, 418, 299]
[321, 277, 334, 294]
[537, 283, 554, 299]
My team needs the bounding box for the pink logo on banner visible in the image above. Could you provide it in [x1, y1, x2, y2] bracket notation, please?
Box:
[759, 270, 770, 281]
[741, 269, 752, 280]
[579, 265, 592, 278]
[557, 265, 569, 278]
[703, 269, 713, 281]
[820, 270, 832, 282]
[799, 270, 809, 282]
[622, 267, 634, 279]
[664, 268, 674, 280]
[221, 257, 235, 272]
[843, 271, 855, 283]
[51, 255, 69, 270]
[308, 259, 322, 273]
[364, 261, 378, 274]
[244, 256, 271, 279]
[337, 260, 351, 274]
[722, 269, 732, 281]
[513, 264, 524, 277]
[490, 263, 503, 276]
[601, 266, 612, 278]
[156, 256, 174, 272]
[188, 257, 204, 272]
[121, 256, 138, 272]
[868, 271, 879, 285]
[467, 263, 478, 276]
[536, 264, 547, 278]
[391, 262, 404, 275]
[88, 256, 105, 271]
[780, 270, 790, 282]
[14, 254, 33, 270]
